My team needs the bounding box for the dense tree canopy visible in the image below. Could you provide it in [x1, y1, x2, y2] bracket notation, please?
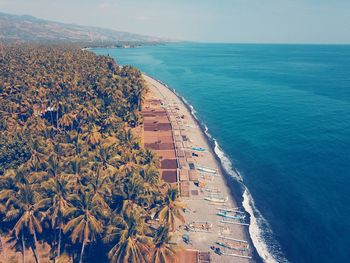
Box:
[0, 45, 183, 263]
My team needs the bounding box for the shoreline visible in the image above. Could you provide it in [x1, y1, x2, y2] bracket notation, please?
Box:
[142, 74, 262, 263]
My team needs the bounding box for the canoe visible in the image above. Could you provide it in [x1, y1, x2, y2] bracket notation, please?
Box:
[216, 236, 249, 251]
[204, 196, 228, 203]
[216, 211, 245, 220]
[197, 166, 217, 174]
[192, 147, 206, 152]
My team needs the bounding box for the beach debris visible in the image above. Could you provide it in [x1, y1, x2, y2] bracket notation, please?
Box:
[185, 221, 213, 232]
[201, 174, 214, 181]
[199, 252, 211, 262]
[182, 234, 192, 245]
[188, 162, 196, 170]
[195, 180, 206, 188]
[219, 226, 232, 235]
[210, 246, 223, 255]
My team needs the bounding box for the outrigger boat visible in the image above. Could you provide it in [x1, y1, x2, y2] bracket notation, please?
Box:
[216, 210, 246, 220]
[220, 218, 250, 226]
[216, 236, 249, 252]
[216, 208, 249, 225]
[186, 221, 213, 232]
[204, 196, 228, 203]
[216, 207, 241, 212]
[192, 147, 206, 152]
[205, 187, 221, 193]
[197, 166, 217, 174]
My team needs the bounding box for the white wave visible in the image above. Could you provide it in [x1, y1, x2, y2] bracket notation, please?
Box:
[243, 189, 289, 263]
[179, 95, 199, 120]
[213, 140, 243, 181]
[203, 124, 213, 139]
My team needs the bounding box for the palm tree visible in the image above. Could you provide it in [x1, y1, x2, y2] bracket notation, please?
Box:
[142, 149, 160, 167]
[26, 139, 46, 172]
[104, 212, 152, 263]
[153, 188, 185, 232]
[46, 154, 60, 178]
[85, 164, 112, 210]
[151, 226, 178, 263]
[0, 203, 6, 254]
[66, 130, 86, 157]
[42, 174, 75, 260]
[115, 173, 151, 217]
[59, 112, 76, 130]
[118, 129, 139, 150]
[141, 165, 160, 186]
[92, 145, 119, 173]
[63, 191, 107, 263]
[0, 182, 48, 263]
[116, 152, 138, 174]
[85, 125, 101, 146]
[68, 156, 86, 193]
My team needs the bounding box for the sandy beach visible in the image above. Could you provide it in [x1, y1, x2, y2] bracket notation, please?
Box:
[142, 74, 253, 263]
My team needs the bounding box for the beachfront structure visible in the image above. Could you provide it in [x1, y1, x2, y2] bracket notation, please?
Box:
[142, 99, 179, 185]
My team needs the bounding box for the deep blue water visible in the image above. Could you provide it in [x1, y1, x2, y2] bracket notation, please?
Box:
[93, 44, 350, 263]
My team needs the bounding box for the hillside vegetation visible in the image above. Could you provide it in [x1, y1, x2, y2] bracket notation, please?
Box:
[0, 12, 165, 44]
[0, 45, 183, 262]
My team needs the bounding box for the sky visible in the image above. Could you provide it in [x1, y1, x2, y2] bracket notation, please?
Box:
[1, 0, 350, 44]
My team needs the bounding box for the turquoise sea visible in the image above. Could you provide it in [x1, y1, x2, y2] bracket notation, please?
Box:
[93, 44, 350, 263]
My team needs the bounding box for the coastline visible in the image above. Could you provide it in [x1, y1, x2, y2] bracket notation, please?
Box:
[166, 83, 278, 263]
[142, 74, 262, 263]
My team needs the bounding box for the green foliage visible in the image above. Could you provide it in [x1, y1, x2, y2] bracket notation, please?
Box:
[0, 132, 30, 175]
[0, 45, 183, 263]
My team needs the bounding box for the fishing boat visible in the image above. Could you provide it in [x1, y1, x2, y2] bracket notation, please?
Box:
[205, 188, 221, 194]
[197, 166, 217, 174]
[216, 207, 241, 212]
[220, 218, 250, 226]
[216, 236, 249, 252]
[192, 147, 206, 152]
[216, 210, 246, 220]
[204, 196, 228, 203]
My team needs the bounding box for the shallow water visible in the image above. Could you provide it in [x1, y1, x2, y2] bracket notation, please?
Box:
[93, 43, 350, 263]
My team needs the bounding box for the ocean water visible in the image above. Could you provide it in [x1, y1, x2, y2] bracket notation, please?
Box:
[93, 44, 350, 263]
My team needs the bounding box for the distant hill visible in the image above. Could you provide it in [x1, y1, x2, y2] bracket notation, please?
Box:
[0, 12, 167, 44]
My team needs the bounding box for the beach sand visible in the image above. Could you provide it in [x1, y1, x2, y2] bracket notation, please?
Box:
[143, 74, 253, 263]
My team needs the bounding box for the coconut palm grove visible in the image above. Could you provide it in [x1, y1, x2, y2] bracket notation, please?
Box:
[0, 45, 183, 262]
